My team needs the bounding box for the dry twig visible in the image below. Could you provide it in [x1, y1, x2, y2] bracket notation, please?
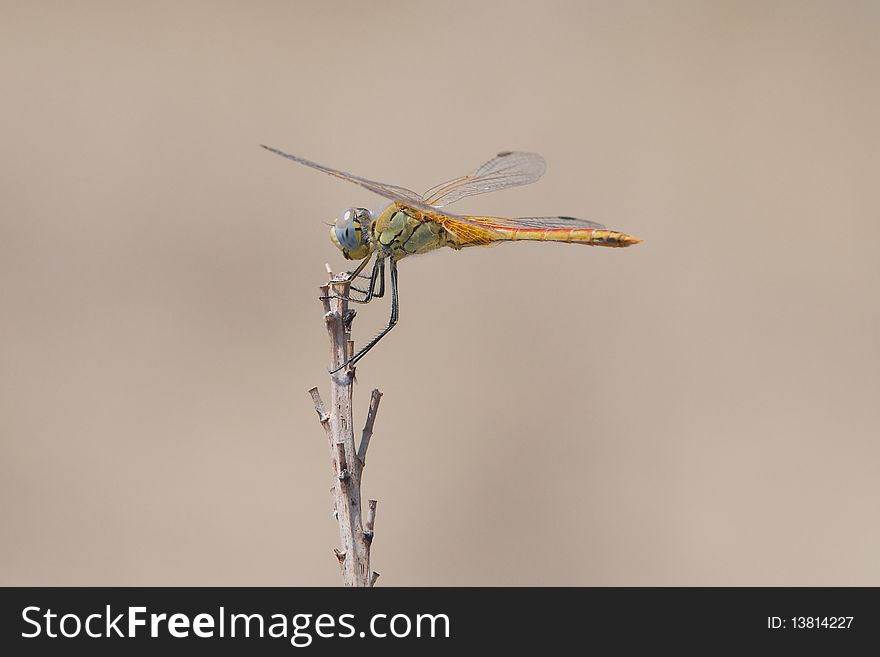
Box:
[308, 268, 383, 587]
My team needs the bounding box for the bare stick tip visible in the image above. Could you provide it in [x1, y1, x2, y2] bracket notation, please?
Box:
[335, 442, 350, 480]
[364, 499, 377, 535]
[309, 387, 330, 428]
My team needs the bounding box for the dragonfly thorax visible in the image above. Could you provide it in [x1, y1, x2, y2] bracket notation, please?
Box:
[330, 207, 373, 260]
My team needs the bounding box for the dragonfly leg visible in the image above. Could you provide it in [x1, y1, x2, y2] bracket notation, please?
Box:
[342, 255, 373, 283]
[346, 256, 384, 304]
[371, 258, 386, 299]
[320, 255, 376, 304]
[350, 257, 385, 299]
[329, 259, 398, 373]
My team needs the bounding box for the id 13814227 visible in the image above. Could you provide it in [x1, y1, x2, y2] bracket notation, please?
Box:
[768, 617, 854, 630]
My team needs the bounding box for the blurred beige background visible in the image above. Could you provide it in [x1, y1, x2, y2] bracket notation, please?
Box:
[2, 1, 878, 586]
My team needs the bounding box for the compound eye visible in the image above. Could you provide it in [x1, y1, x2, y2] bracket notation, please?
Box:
[334, 209, 361, 250]
[335, 209, 352, 230]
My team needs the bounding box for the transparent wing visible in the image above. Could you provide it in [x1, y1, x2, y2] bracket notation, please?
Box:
[464, 215, 606, 230]
[261, 145, 513, 242]
[422, 151, 547, 208]
[261, 144, 428, 208]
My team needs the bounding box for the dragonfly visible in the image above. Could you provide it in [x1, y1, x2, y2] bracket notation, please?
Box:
[261, 145, 641, 372]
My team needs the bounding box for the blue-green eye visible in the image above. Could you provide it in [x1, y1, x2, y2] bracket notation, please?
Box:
[334, 208, 367, 250]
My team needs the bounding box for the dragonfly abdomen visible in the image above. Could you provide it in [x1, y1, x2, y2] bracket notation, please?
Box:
[500, 227, 641, 248]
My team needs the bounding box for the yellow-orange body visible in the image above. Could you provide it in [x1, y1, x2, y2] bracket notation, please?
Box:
[344, 203, 640, 261]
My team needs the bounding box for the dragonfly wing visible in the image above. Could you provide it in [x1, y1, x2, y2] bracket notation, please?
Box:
[261, 145, 427, 207]
[260, 145, 523, 241]
[465, 215, 607, 230]
[422, 151, 546, 208]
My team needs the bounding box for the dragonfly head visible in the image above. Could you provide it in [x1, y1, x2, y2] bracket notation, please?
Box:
[330, 207, 372, 260]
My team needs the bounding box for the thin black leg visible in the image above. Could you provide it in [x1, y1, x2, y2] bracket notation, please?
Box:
[372, 258, 386, 299]
[345, 254, 373, 281]
[347, 256, 383, 304]
[329, 259, 399, 373]
[321, 254, 377, 304]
